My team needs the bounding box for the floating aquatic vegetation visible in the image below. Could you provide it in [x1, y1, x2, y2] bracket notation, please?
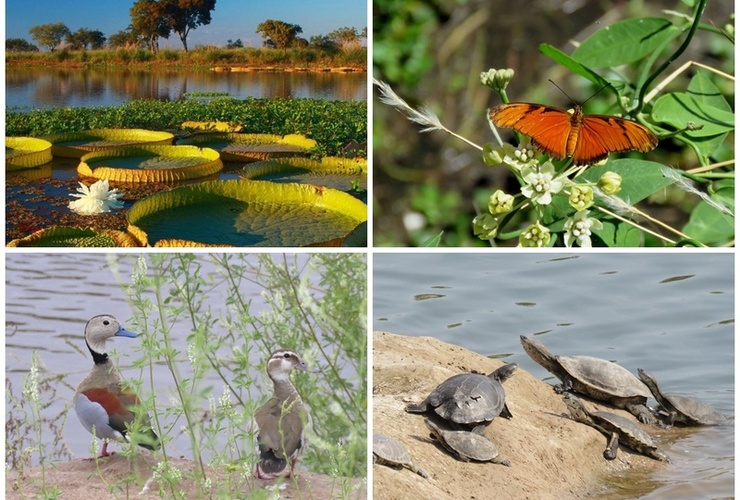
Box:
[243, 156, 367, 192]
[77, 145, 222, 183]
[177, 133, 317, 162]
[7, 226, 140, 247]
[6, 137, 52, 170]
[127, 179, 367, 247]
[43, 128, 174, 158]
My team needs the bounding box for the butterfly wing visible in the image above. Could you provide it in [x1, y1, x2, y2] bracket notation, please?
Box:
[490, 103, 573, 160]
[572, 115, 659, 165]
[491, 103, 659, 166]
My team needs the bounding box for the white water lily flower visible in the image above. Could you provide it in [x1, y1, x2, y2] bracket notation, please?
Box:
[68, 179, 125, 215]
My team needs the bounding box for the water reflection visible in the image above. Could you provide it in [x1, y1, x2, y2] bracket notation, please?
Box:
[6, 68, 367, 109]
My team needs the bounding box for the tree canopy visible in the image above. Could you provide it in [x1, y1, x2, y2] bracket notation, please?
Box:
[131, 0, 171, 51]
[130, 0, 215, 52]
[327, 27, 360, 47]
[66, 28, 106, 50]
[29, 22, 70, 52]
[163, 0, 216, 52]
[6, 38, 39, 52]
[256, 20, 303, 49]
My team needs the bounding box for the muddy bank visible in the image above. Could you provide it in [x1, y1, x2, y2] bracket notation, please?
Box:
[372, 331, 667, 500]
[6, 454, 365, 499]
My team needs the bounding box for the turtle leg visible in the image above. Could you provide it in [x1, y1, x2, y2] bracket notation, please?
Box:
[603, 432, 619, 460]
[554, 376, 574, 394]
[491, 456, 512, 467]
[663, 411, 677, 428]
[626, 402, 655, 425]
[410, 464, 429, 478]
[500, 402, 514, 419]
[648, 449, 671, 463]
[405, 402, 428, 413]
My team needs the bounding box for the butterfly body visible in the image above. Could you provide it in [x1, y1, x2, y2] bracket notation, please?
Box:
[490, 103, 658, 166]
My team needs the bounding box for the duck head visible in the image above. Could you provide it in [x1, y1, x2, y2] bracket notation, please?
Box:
[84, 314, 137, 364]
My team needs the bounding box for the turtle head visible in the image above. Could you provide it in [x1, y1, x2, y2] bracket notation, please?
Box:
[636, 368, 656, 387]
[423, 418, 442, 437]
[520, 335, 559, 373]
[489, 362, 518, 382]
[562, 394, 590, 422]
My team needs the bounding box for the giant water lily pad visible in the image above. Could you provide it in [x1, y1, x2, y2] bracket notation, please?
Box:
[6, 137, 53, 170]
[7, 226, 140, 247]
[181, 121, 243, 132]
[127, 179, 367, 247]
[242, 157, 367, 192]
[78, 145, 222, 183]
[43, 128, 174, 158]
[177, 133, 316, 162]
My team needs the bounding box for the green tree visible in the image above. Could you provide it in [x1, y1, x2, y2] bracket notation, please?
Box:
[109, 28, 141, 49]
[226, 38, 243, 49]
[65, 28, 106, 50]
[256, 19, 303, 49]
[309, 35, 339, 53]
[327, 27, 359, 47]
[161, 0, 216, 52]
[131, 0, 171, 52]
[6, 38, 39, 52]
[28, 22, 70, 52]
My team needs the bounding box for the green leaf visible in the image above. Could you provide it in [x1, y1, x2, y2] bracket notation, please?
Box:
[652, 93, 734, 137]
[592, 220, 616, 246]
[652, 70, 733, 161]
[571, 18, 679, 68]
[579, 159, 675, 205]
[682, 184, 734, 244]
[421, 231, 442, 247]
[614, 222, 643, 246]
[538, 44, 611, 90]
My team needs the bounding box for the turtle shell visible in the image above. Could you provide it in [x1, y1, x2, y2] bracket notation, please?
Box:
[425, 419, 506, 463]
[589, 410, 657, 453]
[373, 433, 412, 466]
[637, 369, 725, 425]
[558, 355, 651, 400]
[424, 373, 506, 425]
[657, 394, 725, 425]
[373, 433, 428, 477]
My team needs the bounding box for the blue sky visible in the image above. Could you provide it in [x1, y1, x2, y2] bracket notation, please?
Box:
[5, 0, 367, 49]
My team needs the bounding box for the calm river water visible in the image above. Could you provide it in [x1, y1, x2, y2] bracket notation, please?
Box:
[6, 67, 366, 109]
[374, 252, 734, 499]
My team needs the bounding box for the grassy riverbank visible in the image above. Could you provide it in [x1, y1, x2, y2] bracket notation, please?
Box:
[6, 46, 366, 70]
[6, 97, 366, 158]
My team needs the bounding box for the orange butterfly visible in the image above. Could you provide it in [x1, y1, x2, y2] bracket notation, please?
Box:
[489, 103, 658, 166]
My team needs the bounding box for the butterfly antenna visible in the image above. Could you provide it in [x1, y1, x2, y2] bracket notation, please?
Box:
[547, 79, 574, 105]
[547, 79, 612, 106]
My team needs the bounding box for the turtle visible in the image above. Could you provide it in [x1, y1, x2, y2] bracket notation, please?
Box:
[520, 335, 654, 424]
[405, 362, 517, 434]
[637, 368, 726, 427]
[563, 394, 669, 462]
[373, 433, 429, 478]
[424, 418, 511, 466]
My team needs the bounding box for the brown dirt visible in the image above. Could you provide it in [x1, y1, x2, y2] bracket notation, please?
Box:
[372, 331, 666, 500]
[6, 454, 366, 499]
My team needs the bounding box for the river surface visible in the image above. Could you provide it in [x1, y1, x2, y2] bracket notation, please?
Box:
[6, 253, 362, 467]
[374, 252, 734, 499]
[6, 68, 366, 109]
